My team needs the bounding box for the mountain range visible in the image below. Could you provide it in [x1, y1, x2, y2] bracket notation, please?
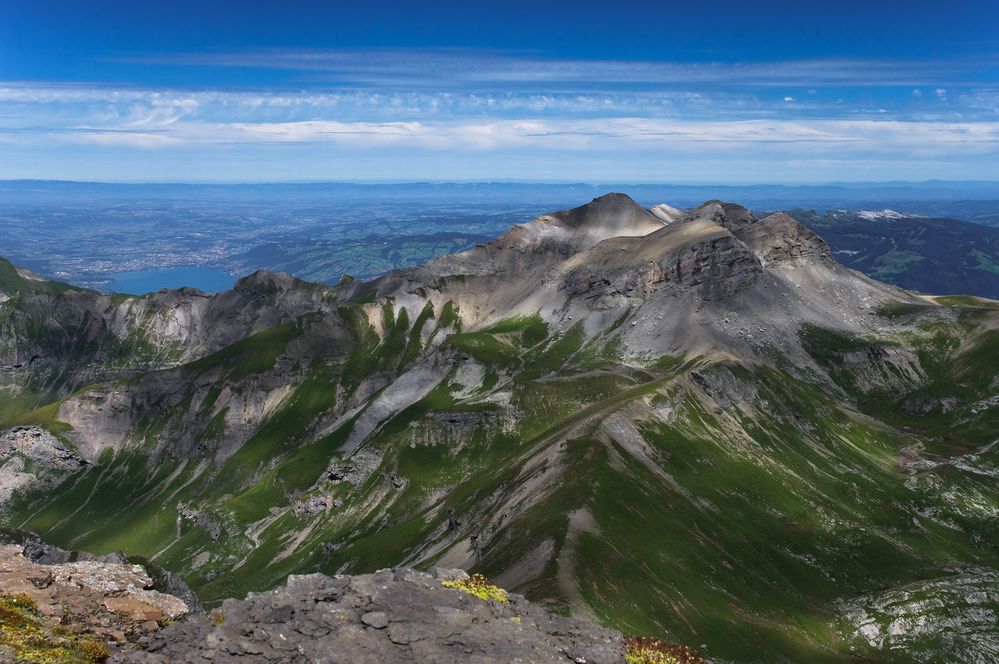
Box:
[791, 209, 999, 299]
[1, 194, 997, 663]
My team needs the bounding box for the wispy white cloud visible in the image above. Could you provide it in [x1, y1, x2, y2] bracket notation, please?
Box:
[8, 115, 997, 161]
[3, 81, 996, 129]
[1, 54, 997, 181]
[115, 48, 999, 91]
[67, 131, 181, 148]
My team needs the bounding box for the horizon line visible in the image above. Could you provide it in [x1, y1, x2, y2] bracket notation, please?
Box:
[4, 178, 999, 187]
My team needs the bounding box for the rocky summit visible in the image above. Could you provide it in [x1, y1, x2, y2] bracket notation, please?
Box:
[119, 567, 623, 664]
[1, 194, 997, 663]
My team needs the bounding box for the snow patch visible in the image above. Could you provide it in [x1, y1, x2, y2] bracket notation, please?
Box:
[649, 203, 685, 225]
[855, 209, 924, 221]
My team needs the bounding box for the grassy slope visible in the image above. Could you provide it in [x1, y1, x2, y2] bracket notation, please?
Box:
[0, 257, 90, 296]
[2, 300, 997, 662]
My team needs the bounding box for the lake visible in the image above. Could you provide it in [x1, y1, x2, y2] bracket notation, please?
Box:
[107, 266, 236, 295]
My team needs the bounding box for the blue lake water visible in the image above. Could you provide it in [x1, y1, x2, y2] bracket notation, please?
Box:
[108, 266, 236, 295]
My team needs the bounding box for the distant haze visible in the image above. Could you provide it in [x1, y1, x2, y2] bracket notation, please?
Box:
[4, 179, 999, 207]
[0, 180, 996, 298]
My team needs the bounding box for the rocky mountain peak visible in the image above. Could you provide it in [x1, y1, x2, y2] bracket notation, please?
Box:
[548, 193, 664, 246]
[421, 193, 664, 277]
[673, 202, 834, 267]
[390, 193, 891, 338]
[233, 269, 305, 296]
[730, 211, 835, 266]
[555, 192, 661, 231]
[687, 200, 756, 230]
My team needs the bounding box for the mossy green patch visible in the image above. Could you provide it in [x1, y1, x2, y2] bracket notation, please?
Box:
[0, 593, 111, 663]
[0, 388, 44, 422]
[437, 300, 461, 330]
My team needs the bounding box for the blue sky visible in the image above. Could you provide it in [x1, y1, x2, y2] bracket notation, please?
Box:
[1, 0, 997, 182]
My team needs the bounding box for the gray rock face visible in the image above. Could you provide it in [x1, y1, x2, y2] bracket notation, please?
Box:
[324, 448, 382, 486]
[177, 503, 224, 542]
[0, 426, 86, 469]
[292, 493, 340, 516]
[561, 230, 763, 304]
[117, 568, 624, 664]
[836, 568, 999, 664]
[735, 212, 834, 267]
[0, 426, 87, 506]
[838, 344, 925, 393]
[0, 266, 334, 400]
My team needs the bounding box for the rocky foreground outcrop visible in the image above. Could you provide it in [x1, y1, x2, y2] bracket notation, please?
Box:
[0, 541, 190, 647]
[119, 568, 624, 664]
[1, 540, 626, 663]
